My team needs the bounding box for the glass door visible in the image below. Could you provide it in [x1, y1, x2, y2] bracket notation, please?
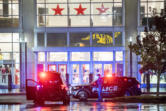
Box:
[72, 64, 80, 85]
[104, 64, 113, 77]
[82, 64, 90, 84]
[58, 64, 67, 81]
[93, 64, 113, 80]
[71, 64, 90, 85]
[93, 64, 102, 81]
[48, 64, 57, 71]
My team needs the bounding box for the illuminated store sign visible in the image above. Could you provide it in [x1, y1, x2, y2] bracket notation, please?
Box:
[82, 32, 121, 44]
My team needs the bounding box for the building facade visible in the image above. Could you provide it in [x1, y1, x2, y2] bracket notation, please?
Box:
[0, 0, 165, 88]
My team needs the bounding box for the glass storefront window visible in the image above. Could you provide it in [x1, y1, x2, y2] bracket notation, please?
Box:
[115, 63, 123, 76]
[115, 51, 123, 61]
[69, 0, 89, 2]
[93, 52, 113, 61]
[13, 33, 19, 42]
[69, 4, 90, 15]
[46, 16, 68, 27]
[92, 32, 113, 47]
[113, 3, 122, 26]
[0, 33, 12, 42]
[0, 43, 12, 52]
[14, 63, 20, 85]
[13, 53, 19, 63]
[91, 0, 113, 2]
[46, 4, 67, 15]
[47, 33, 67, 47]
[36, 0, 122, 27]
[70, 16, 90, 27]
[114, 32, 122, 46]
[9, 0, 19, 3]
[37, 33, 44, 47]
[91, 3, 113, 15]
[140, 0, 164, 26]
[92, 15, 113, 26]
[141, 73, 166, 84]
[82, 64, 90, 84]
[9, 4, 19, 15]
[38, 52, 45, 62]
[37, 0, 45, 3]
[72, 64, 80, 84]
[48, 52, 67, 62]
[48, 65, 57, 71]
[93, 64, 102, 80]
[104, 64, 112, 77]
[47, 0, 67, 3]
[0, 53, 11, 60]
[59, 64, 67, 81]
[13, 43, 19, 52]
[70, 33, 90, 47]
[0, 1, 19, 28]
[71, 52, 90, 61]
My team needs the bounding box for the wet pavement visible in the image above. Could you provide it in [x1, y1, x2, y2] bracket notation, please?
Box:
[0, 102, 166, 111]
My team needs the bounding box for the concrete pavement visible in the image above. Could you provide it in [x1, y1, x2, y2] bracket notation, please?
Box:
[0, 94, 166, 104]
[0, 89, 166, 104]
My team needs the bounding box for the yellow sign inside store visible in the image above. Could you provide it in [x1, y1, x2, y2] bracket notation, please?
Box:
[81, 32, 121, 44]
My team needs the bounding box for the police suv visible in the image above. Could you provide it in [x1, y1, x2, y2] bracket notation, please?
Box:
[26, 72, 70, 105]
[71, 76, 141, 101]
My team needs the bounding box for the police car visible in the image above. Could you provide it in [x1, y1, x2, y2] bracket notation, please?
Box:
[26, 72, 70, 105]
[71, 76, 141, 101]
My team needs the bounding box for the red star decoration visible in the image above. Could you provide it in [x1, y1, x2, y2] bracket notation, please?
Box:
[74, 4, 87, 15]
[96, 3, 109, 14]
[52, 4, 64, 15]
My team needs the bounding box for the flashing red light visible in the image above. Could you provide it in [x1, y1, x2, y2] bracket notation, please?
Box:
[61, 85, 68, 90]
[40, 72, 46, 78]
[106, 74, 112, 77]
[124, 78, 128, 82]
[137, 84, 140, 88]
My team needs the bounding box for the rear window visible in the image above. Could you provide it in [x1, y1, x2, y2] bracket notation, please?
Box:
[39, 72, 63, 84]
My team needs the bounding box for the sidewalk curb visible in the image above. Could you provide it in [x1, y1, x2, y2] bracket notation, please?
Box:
[0, 93, 26, 96]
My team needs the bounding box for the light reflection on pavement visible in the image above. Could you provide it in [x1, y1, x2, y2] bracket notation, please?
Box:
[0, 102, 166, 111]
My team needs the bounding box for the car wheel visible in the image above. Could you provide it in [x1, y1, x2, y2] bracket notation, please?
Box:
[78, 91, 88, 101]
[124, 90, 131, 96]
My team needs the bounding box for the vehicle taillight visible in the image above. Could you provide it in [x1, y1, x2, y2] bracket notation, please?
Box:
[124, 78, 128, 82]
[61, 85, 68, 90]
[137, 84, 140, 88]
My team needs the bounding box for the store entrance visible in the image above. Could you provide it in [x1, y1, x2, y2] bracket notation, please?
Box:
[93, 64, 113, 80]
[48, 64, 67, 80]
[71, 64, 90, 85]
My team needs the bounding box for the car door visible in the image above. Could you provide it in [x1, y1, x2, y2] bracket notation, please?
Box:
[91, 81, 99, 98]
[102, 77, 119, 97]
[26, 79, 38, 100]
[102, 77, 112, 97]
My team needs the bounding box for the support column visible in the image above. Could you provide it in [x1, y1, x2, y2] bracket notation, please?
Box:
[125, 0, 138, 77]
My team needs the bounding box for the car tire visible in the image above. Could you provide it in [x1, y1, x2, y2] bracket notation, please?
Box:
[78, 91, 88, 101]
[124, 90, 131, 96]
